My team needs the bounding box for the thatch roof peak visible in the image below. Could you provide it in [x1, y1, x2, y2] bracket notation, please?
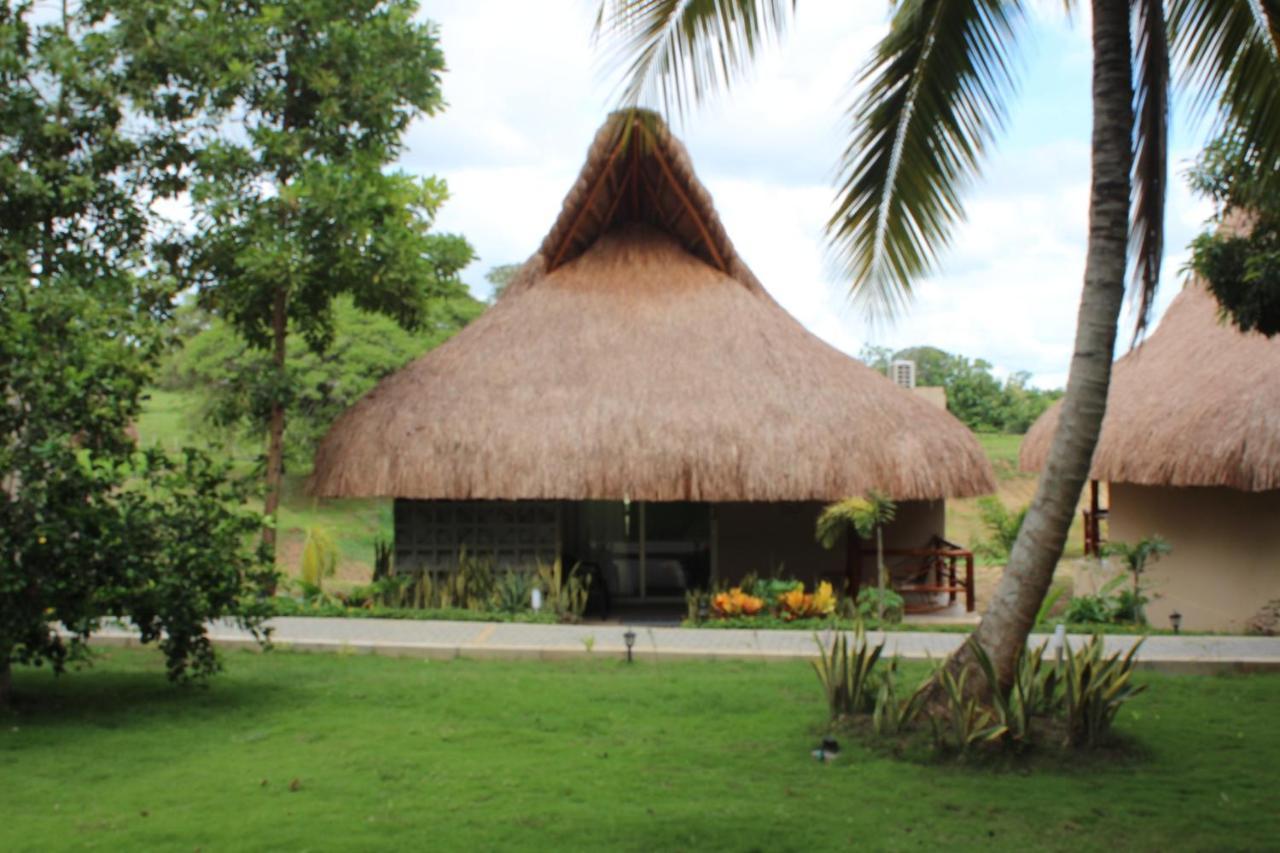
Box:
[503, 109, 763, 300]
[1020, 283, 1280, 491]
[310, 114, 995, 502]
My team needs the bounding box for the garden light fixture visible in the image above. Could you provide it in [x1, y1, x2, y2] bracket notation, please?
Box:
[623, 628, 636, 663]
[1170, 610, 1182, 633]
[812, 737, 840, 762]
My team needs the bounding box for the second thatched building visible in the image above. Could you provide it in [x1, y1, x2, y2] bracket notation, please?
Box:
[1021, 282, 1280, 632]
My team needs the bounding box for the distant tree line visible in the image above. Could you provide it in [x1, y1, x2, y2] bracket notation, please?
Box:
[859, 345, 1062, 434]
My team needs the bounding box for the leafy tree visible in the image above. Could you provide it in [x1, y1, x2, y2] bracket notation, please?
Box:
[595, 0, 1280, 691]
[160, 294, 482, 466]
[113, 0, 476, 557]
[485, 263, 523, 303]
[1187, 134, 1280, 337]
[0, 2, 272, 706]
[860, 345, 1061, 433]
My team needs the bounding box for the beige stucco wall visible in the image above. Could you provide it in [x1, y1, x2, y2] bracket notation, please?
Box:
[1108, 483, 1280, 632]
[913, 386, 947, 409]
[714, 499, 945, 589]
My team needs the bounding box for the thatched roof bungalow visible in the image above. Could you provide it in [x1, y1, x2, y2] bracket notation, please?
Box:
[1021, 283, 1280, 631]
[313, 112, 994, 609]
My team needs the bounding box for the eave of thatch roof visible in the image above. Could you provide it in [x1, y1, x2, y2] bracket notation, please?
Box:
[311, 111, 995, 503]
[1020, 283, 1280, 491]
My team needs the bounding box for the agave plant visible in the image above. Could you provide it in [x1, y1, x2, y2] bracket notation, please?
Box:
[930, 658, 1009, 755]
[969, 637, 1063, 747]
[1062, 635, 1148, 749]
[812, 623, 884, 719]
[872, 656, 930, 736]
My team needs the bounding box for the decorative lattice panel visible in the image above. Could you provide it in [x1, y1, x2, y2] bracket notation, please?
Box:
[393, 500, 557, 573]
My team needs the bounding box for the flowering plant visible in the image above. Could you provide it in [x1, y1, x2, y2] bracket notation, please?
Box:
[778, 581, 838, 620]
[711, 587, 765, 617]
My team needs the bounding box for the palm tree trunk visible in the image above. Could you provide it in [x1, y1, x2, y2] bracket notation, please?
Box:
[262, 286, 288, 570]
[950, 0, 1134, 690]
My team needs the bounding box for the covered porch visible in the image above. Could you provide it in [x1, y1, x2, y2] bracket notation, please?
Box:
[393, 498, 975, 618]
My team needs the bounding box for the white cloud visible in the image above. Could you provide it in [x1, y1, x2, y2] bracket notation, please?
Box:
[409, 1, 1217, 389]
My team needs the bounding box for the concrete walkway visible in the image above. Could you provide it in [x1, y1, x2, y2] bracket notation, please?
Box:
[88, 616, 1280, 674]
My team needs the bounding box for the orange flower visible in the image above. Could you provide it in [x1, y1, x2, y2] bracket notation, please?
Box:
[711, 588, 765, 618]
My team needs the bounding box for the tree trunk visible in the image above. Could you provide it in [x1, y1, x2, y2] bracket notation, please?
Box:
[876, 525, 885, 621]
[0, 657, 11, 709]
[948, 0, 1134, 691]
[262, 286, 288, 573]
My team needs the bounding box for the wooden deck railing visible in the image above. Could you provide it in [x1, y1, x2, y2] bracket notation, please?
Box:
[853, 536, 975, 613]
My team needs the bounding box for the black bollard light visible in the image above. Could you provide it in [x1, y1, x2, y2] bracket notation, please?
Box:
[1170, 611, 1183, 634]
[623, 628, 636, 663]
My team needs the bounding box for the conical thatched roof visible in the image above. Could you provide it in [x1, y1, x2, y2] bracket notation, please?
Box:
[1020, 283, 1280, 491]
[311, 111, 994, 502]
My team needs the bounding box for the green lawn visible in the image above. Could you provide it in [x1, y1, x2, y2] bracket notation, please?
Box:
[3, 649, 1277, 851]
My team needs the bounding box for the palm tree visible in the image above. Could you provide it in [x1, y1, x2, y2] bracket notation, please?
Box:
[595, 0, 1280, 687]
[816, 493, 897, 620]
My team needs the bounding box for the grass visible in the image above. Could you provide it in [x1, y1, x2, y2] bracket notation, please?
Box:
[134, 389, 392, 585]
[3, 649, 1279, 851]
[947, 433, 1086, 568]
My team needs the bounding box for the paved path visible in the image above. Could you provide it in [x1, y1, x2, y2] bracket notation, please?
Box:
[89, 617, 1280, 674]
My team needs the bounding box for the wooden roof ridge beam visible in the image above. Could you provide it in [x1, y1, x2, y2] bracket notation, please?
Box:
[548, 130, 630, 270]
[650, 141, 726, 272]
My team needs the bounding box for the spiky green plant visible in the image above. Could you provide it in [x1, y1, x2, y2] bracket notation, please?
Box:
[1062, 635, 1148, 749]
[872, 657, 930, 736]
[812, 624, 884, 720]
[300, 526, 338, 596]
[930, 658, 1009, 755]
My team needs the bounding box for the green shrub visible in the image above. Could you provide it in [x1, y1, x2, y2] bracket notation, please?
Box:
[493, 571, 535, 614]
[1064, 594, 1113, 624]
[974, 497, 1028, 563]
[1110, 588, 1148, 624]
[856, 587, 905, 624]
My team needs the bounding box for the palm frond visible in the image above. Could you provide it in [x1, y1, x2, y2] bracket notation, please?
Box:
[1130, 0, 1169, 340]
[593, 0, 794, 116]
[1169, 0, 1280, 186]
[827, 0, 1027, 319]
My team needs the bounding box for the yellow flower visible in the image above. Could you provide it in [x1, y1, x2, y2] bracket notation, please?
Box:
[812, 581, 837, 616]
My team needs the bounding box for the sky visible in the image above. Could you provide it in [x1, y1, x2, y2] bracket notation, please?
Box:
[401, 2, 1217, 388]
